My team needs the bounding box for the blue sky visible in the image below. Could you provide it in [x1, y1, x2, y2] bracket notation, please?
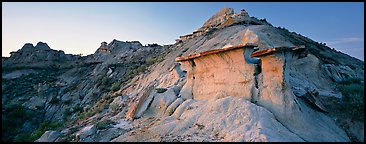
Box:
[2, 2, 364, 60]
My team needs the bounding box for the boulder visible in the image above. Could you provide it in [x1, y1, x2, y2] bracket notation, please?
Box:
[322, 64, 356, 82]
[165, 98, 184, 116]
[35, 130, 61, 142]
[143, 88, 177, 117]
[76, 125, 97, 140]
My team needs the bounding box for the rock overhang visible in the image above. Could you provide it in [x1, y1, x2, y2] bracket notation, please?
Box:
[175, 43, 258, 62]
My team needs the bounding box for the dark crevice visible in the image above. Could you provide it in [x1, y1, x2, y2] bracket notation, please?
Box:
[189, 59, 196, 68]
[251, 62, 262, 104]
[145, 96, 155, 111]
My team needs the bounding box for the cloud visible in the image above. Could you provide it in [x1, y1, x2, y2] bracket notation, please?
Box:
[323, 37, 364, 61]
[325, 37, 364, 45]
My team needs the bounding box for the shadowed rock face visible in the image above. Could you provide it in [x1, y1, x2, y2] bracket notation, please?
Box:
[2, 42, 81, 71]
[35, 42, 52, 50]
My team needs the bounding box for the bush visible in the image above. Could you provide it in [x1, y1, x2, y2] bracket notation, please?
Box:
[337, 78, 364, 121]
[62, 99, 72, 105]
[136, 65, 146, 73]
[111, 82, 120, 92]
[96, 119, 114, 130]
[146, 57, 158, 65]
[110, 104, 119, 113]
[64, 109, 73, 117]
[13, 133, 32, 142]
[85, 110, 94, 117]
[73, 104, 83, 113]
[155, 88, 167, 93]
[49, 96, 60, 104]
[101, 76, 112, 86]
[29, 121, 65, 141]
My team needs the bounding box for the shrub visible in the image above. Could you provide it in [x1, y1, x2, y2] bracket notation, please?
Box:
[111, 82, 120, 92]
[101, 76, 112, 86]
[73, 104, 83, 113]
[85, 110, 94, 117]
[29, 121, 65, 141]
[49, 96, 60, 104]
[131, 63, 138, 69]
[110, 104, 119, 113]
[146, 57, 158, 65]
[155, 88, 167, 93]
[136, 65, 146, 73]
[64, 109, 73, 117]
[62, 99, 72, 105]
[13, 133, 32, 142]
[96, 119, 114, 130]
[337, 77, 364, 121]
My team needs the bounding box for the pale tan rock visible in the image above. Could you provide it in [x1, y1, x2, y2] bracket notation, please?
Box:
[242, 29, 260, 44]
[165, 98, 184, 116]
[112, 97, 305, 142]
[181, 47, 256, 100]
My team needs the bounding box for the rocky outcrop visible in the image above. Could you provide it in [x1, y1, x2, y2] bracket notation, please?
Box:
[2, 42, 81, 71]
[322, 64, 356, 82]
[176, 8, 270, 43]
[35, 131, 61, 142]
[113, 96, 305, 142]
[2, 7, 363, 142]
[76, 125, 97, 141]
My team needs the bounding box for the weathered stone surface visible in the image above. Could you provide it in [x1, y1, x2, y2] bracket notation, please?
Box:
[201, 7, 234, 29]
[110, 96, 125, 107]
[3, 6, 364, 142]
[257, 51, 349, 142]
[242, 29, 260, 44]
[183, 47, 256, 100]
[112, 97, 305, 142]
[135, 91, 156, 118]
[165, 98, 184, 116]
[35, 130, 61, 142]
[142, 88, 177, 117]
[76, 125, 97, 140]
[322, 64, 356, 82]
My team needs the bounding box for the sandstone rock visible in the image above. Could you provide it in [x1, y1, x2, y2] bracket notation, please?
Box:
[112, 97, 305, 142]
[143, 88, 177, 117]
[178, 76, 193, 100]
[165, 98, 184, 116]
[201, 7, 234, 28]
[242, 29, 260, 44]
[35, 130, 61, 142]
[134, 91, 156, 118]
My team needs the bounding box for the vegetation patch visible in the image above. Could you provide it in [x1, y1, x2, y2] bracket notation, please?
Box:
[156, 88, 167, 93]
[96, 119, 115, 130]
[337, 77, 364, 121]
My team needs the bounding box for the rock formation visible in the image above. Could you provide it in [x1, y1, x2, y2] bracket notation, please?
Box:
[2, 7, 364, 142]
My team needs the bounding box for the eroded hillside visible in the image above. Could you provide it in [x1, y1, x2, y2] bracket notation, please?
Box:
[2, 7, 364, 142]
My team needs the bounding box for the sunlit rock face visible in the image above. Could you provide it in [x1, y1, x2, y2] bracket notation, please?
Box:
[180, 47, 256, 100]
[121, 27, 352, 142]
